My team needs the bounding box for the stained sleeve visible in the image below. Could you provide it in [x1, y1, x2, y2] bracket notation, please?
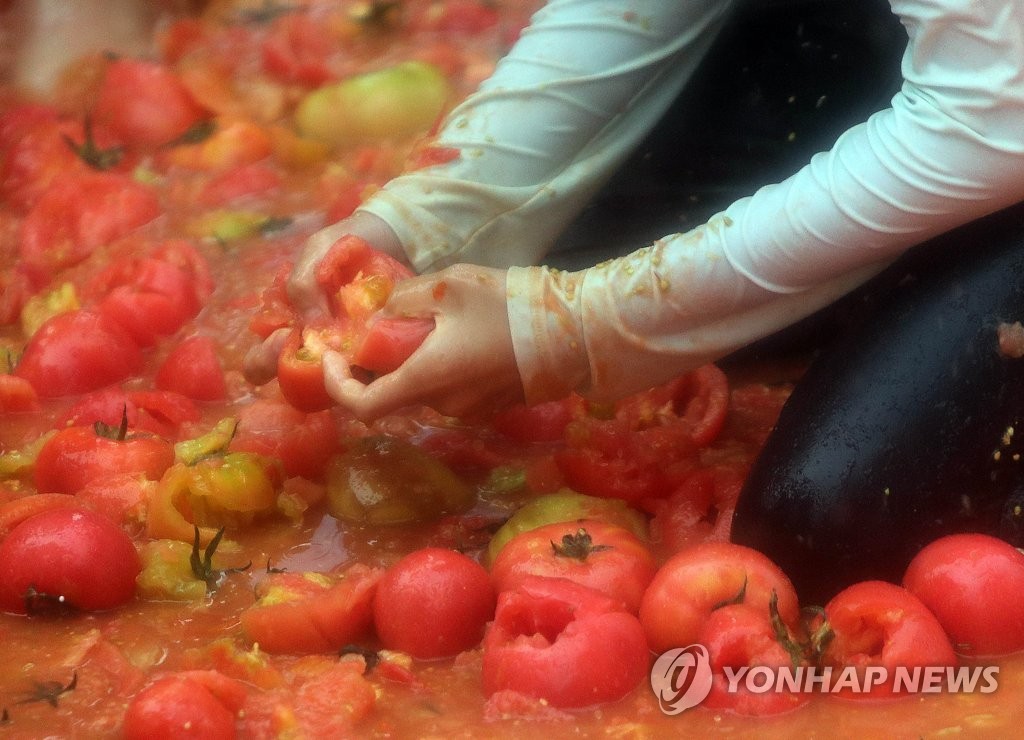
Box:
[507, 0, 1024, 403]
[357, 0, 736, 273]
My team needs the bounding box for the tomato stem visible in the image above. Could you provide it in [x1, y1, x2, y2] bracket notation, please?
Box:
[550, 528, 611, 560]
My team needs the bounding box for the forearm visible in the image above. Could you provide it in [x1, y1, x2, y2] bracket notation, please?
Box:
[510, 0, 1024, 403]
[359, 0, 735, 273]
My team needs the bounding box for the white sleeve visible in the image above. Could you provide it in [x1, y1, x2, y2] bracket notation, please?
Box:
[508, 0, 1024, 404]
[358, 0, 735, 273]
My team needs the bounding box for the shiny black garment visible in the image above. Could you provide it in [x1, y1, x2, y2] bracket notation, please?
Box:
[731, 204, 1024, 603]
[548, 0, 1024, 602]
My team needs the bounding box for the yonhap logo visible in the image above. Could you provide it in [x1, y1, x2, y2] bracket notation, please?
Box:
[649, 644, 713, 715]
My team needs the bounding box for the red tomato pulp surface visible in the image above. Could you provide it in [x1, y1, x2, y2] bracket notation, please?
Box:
[2, 2, 1024, 738]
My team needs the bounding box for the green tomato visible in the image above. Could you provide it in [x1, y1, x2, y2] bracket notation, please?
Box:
[295, 61, 450, 147]
[486, 490, 648, 565]
[326, 436, 474, 525]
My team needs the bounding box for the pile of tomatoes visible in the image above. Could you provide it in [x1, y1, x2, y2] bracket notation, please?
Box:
[1, 1, 1024, 737]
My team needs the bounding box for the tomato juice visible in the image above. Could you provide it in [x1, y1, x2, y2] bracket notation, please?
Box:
[1, 1, 1023, 737]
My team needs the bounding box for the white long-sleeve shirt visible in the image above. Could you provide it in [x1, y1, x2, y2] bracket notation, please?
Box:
[360, 0, 1024, 403]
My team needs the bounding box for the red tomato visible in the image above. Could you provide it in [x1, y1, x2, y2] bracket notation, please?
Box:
[260, 14, 335, 86]
[820, 580, 957, 698]
[231, 400, 340, 480]
[491, 395, 586, 444]
[639, 541, 800, 654]
[60, 387, 201, 438]
[903, 533, 1024, 656]
[352, 317, 434, 375]
[0, 373, 39, 412]
[615, 364, 730, 447]
[314, 234, 412, 321]
[240, 565, 382, 654]
[198, 163, 281, 207]
[92, 250, 209, 347]
[0, 507, 141, 614]
[373, 547, 496, 659]
[481, 576, 649, 708]
[19, 173, 160, 276]
[34, 425, 175, 495]
[489, 520, 657, 614]
[93, 58, 207, 148]
[276, 327, 336, 413]
[156, 336, 228, 402]
[123, 671, 246, 740]
[699, 603, 809, 716]
[15, 310, 143, 398]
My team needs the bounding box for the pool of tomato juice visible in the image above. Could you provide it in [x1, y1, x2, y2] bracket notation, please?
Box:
[1, 1, 1023, 737]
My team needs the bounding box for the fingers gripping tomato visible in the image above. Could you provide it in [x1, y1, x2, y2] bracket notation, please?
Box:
[271, 236, 433, 411]
[0, 507, 141, 614]
[481, 576, 649, 709]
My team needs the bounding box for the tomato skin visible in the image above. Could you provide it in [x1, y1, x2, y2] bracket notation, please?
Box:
[699, 603, 809, 716]
[490, 520, 657, 614]
[34, 426, 174, 495]
[352, 317, 434, 375]
[240, 565, 383, 654]
[19, 173, 160, 276]
[821, 580, 957, 698]
[373, 548, 496, 659]
[156, 336, 228, 402]
[903, 533, 1024, 656]
[638, 541, 800, 654]
[277, 328, 334, 412]
[491, 395, 585, 443]
[0, 507, 141, 614]
[123, 671, 245, 740]
[481, 576, 649, 708]
[93, 58, 206, 148]
[15, 310, 142, 398]
[230, 400, 340, 480]
[0, 373, 40, 412]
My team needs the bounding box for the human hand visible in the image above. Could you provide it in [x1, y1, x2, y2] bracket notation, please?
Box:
[286, 210, 406, 320]
[321, 264, 524, 421]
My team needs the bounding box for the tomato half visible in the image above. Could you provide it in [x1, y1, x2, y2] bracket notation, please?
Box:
[123, 671, 246, 740]
[481, 576, 649, 709]
[240, 565, 382, 654]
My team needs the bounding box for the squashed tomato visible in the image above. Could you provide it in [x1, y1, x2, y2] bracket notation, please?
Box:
[0, 507, 141, 614]
[903, 533, 1024, 657]
[240, 565, 382, 654]
[489, 520, 657, 614]
[819, 580, 957, 698]
[34, 424, 174, 495]
[639, 541, 800, 653]
[374, 547, 496, 659]
[123, 670, 246, 740]
[481, 576, 649, 709]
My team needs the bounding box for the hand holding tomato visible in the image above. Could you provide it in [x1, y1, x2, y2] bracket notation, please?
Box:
[323, 264, 523, 421]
